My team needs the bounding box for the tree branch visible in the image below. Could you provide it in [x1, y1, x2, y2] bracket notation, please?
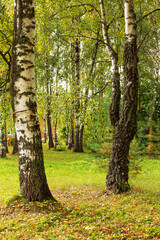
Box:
[0, 50, 10, 66]
[137, 9, 160, 24]
[89, 81, 111, 98]
[137, 29, 150, 53]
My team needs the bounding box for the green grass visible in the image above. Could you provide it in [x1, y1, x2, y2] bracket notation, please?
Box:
[0, 144, 160, 239]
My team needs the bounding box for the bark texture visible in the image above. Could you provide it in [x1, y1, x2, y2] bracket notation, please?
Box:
[11, 0, 54, 201]
[106, 0, 138, 193]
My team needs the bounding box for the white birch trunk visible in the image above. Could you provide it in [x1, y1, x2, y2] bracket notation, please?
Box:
[11, 0, 54, 201]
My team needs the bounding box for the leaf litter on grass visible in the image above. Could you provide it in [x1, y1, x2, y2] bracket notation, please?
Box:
[0, 186, 159, 240]
[0, 149, 160, 239]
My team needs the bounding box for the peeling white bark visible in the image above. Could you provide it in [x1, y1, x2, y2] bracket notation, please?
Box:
[14, 5, 36, 160]
[99, 0, 116, 71]
[11, 0, 53, 200]
[125, 0, 136, 42]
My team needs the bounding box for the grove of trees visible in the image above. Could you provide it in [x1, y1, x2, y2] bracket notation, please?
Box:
[0, 0, 160, 200]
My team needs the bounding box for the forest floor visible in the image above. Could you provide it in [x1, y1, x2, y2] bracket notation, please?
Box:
[0, 144, 160, 240]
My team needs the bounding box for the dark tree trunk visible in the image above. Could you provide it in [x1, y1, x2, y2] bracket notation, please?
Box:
[12, 132, 18, 155]
[66, 126, 69, 145]
[43, 115, 47, 143]
[79, 124, 84, 152]
[68, 37, 75, 150]
[106, 0, 138, 193]
[68, 116, 74, 149]
[73, 38, 82, 152]
[66, 135, 68, 145]
[74, 124, 80, 152]
[4, 120, 9, 153]
[0, 124, 6, 158]
[53, 120, 58, 149]
[46, 58, 54, 149]
[47, 109, 54, 149]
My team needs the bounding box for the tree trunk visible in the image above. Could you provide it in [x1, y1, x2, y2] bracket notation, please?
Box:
[4, 120, 9, 153]
[79, 124, 84, 152]
[68, 39, 75, 150]
[0, 121, 6, 158]
[66, 133, 69, 146]
[106, 0, 138, 193]
[12, 132, 18, 155]
[74, 38, 81, 152]
[53, 120, 58, 149]
[43, 114, 47, 143]
[53, 33, 60, 149]
[46, 59, 54, 149]
[10, 0, 54, 201]
[74, 124, 80, 152]
[47, 109, 54, 149]
[68, 116, 74, 149]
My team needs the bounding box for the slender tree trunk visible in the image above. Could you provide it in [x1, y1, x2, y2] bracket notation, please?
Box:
[0, 119, 6, 158]
[68, 115, 74, 149]
[46, 59, 54, 149]
[4, 119, 9, 153]
[74, 124, 80, 152]
[148, 27, 159, 127]
[74, 38, 81, 152]
[79, 124, 84, 152]
[47, 109, 54, 149]
[12, 132, 18, 155]
[43, 115, 47, 143]
[53, 120, 58, 149]
[53, 34, 60, 149]
[10, 0, 54, 201]
[106, 0, 138, 193]
[66, 130, 69, 146]
[99, 0, 121, 127]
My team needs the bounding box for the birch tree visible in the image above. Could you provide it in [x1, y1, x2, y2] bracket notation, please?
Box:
[10, 0, 54, 201]
[106, 0, 139, 193]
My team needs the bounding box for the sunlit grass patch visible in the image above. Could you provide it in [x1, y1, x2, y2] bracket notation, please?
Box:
[129, 157, 160, 194]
